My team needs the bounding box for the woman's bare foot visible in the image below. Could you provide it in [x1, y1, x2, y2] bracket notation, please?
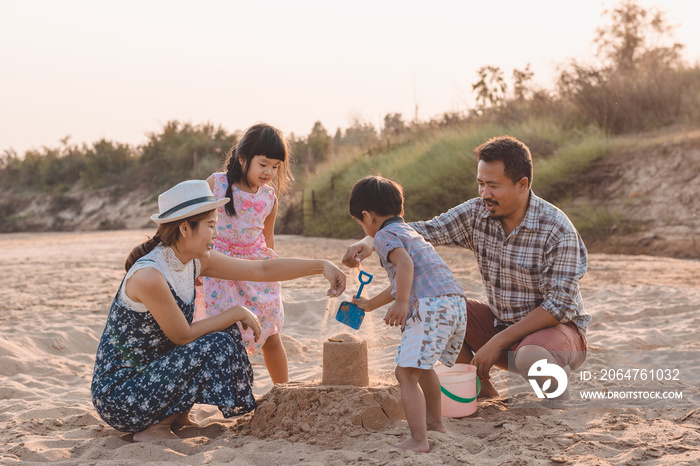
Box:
[395, 437, 430, 453]
[133, 422, 178, 442]
[478, 378, 500, 398]
[172, 411, 198, 428]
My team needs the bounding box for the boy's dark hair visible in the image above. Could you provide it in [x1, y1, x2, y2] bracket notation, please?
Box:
[349, 175, 404, 219]
[474, 136, 533, 187]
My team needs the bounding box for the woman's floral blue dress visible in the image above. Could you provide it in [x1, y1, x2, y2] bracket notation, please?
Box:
[91, 246, 256, 433]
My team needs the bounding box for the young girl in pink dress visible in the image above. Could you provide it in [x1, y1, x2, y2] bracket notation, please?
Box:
[194, 123, 294, 384]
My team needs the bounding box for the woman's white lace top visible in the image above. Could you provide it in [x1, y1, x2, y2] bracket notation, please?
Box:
[118, 245, 201, 313]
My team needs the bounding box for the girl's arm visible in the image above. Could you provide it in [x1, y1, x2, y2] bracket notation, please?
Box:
[200, 251, 346, 297]
[125, 267, 262, 346]
[263, 195, 278, 250]
[382, 247, 414, 327]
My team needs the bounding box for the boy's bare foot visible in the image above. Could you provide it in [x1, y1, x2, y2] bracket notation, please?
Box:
[478, 378, 500, 398]
[427, 420, 447, 433]
[133, 423, 179, 442]
[395, 437, 430, 453]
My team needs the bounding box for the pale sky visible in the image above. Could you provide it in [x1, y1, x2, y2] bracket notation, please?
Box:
[1, 0, 698, 155]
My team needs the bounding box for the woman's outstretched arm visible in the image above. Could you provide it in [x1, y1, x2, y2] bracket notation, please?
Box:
[200, 251, 346, 298]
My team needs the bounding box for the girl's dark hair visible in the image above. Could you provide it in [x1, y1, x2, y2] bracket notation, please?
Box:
[124, 210, 213, 271]
[349, 175, 404, 220]
[223, 123, 293, 216]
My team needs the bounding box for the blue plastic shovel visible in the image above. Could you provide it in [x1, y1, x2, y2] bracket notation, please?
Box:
[335, 270, 373, 330]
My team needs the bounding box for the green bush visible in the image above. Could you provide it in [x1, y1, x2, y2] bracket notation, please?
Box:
[138, 121, 235, 188]
[80, 140, 136, 188]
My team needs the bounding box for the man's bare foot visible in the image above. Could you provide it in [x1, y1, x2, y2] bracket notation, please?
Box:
[395, 437, 430, 453]
[556, 386, 571, 400]
[427, 420, 447, 433]
[544, 386, 571, 402]
[172, 411, 198, 428]
[478, 378, 500, 398]
[133, 422, 179, 442]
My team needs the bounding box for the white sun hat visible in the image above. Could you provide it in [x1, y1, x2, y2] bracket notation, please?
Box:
[150, 180, 229, 224]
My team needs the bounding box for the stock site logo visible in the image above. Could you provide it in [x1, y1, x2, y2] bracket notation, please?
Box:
[528, 359, 568, 398]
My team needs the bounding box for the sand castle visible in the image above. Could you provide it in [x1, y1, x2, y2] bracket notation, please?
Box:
[322, 333, 369, 387]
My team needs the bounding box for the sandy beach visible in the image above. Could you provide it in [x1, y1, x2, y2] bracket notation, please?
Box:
[1, 229, 699, 465]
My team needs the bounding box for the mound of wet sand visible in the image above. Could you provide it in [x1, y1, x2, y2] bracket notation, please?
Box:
[240, 382, 404, 445]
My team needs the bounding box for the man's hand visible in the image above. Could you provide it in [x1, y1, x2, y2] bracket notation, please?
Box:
[470, 336, 507, 381]
[471, 306, 560, 381]
[342, 236, 374, 268]
[384, 301, 408, 327]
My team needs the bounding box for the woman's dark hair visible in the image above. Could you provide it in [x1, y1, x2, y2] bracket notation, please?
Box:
[124, 210, 213, 271]
[349, 175, 404, 220]
[223, 123, 293, 216]
[473, 135, 533, 187]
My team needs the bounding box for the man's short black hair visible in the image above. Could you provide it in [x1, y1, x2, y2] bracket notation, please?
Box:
[349, 175, 404, 219]
[474, 135, 533, 187]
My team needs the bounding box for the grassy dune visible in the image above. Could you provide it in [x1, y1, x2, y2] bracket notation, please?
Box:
[299, 120, 612, 239]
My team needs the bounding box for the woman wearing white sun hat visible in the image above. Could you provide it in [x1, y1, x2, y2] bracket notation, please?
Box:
[91, 180, 346, 442]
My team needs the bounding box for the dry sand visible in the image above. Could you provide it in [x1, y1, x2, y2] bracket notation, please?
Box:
[1, 230, 699, 465]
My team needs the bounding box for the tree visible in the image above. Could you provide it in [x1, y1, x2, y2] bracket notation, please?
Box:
[0, 149, 20, 188]
[512, 64, 535, 101]
[333, 128, 343, 146]
[382, 113, 406, 137]
[307, 121, 332, 165]
[80, 139, 136, 188]
[558, 0, 686, 134]
[342, 116, 377, 149]
[594, 0, 683, 71]
[140, 121, 235, 184]
[472, 66, 507, 111]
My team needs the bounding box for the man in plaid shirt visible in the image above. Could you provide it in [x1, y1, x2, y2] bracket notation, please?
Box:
[343, 136, 590, 398]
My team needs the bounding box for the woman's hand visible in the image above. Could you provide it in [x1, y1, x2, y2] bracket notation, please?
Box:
[232, 306, 262, 342]
[342, 237, 374, 268]
[322, 260, 347, 297]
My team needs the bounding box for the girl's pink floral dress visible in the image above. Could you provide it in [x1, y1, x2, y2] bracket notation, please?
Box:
[194, 173, 282, 354]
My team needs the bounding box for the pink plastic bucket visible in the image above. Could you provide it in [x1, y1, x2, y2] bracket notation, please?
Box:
[435, 363, 480, 417]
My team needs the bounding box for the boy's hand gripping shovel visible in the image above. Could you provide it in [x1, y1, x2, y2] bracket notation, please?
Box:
[335, 271, 373, 330]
